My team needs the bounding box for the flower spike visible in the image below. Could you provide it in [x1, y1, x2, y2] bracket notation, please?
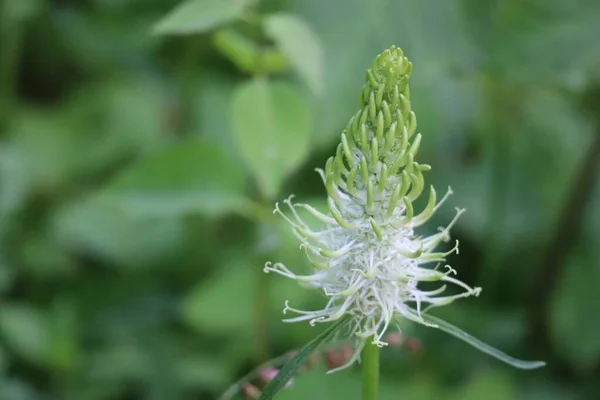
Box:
[266, 46, 545, 371]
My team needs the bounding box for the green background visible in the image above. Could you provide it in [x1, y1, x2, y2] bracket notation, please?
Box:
[1, 0, 599, 399]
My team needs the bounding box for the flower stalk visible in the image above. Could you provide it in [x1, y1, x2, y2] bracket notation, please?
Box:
[362, 336, 379, 400]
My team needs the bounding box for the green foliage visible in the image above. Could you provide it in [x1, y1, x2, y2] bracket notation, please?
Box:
[153, 0, 251, 35]
[0, 0, 599, 399]
[264, 13, 324, 94]
[53, 197, 185, 266]
[213, 28, 289, 74]
[231, 78, 312, 199]
[104, 139, 248, 217]
[0, 304, 47, 365]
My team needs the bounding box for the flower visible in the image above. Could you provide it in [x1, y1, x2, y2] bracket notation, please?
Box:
[264, 46, 481, 369]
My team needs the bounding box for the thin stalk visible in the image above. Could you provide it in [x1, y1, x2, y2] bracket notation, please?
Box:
[362, 338, 379, 400]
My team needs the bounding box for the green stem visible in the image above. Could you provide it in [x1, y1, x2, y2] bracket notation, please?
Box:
[362, 338, 379, 400]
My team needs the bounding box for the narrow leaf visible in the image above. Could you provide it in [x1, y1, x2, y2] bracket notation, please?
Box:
[259, 317, 348, 400]
[264, 13, 324, 95]
[420, 313, 546, 370]
[153, 0, 248, 35]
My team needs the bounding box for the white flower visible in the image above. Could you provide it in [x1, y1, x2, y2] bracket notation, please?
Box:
[265, 46, 481, 369]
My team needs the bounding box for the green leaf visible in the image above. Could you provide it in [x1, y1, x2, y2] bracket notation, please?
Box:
[104, 139, 247, 217]
[152, 0, 249, 35]
[264, 13, 324, 95]
[181, 245, 312, 335]
[0, 379, 39, 400]
[213, 28, 289, 75]
[231, 78, 312, 199]
[53, 196, 184, 267]
[449, 370, 516, 400]
[0, 145, 29, 220]
[0, 305, 47, 365]
[46, 300, 79, 372]
[181, 260, 253, 335]
[259, 316, 348, 400]
[1, 0, 40, 23]
[419, 313, 546, 370]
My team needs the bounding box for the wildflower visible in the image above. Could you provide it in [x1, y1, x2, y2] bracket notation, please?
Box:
[265, 46, 543, 372]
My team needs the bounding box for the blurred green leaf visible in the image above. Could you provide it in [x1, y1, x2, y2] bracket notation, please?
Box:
[231, 78, 312, 199]
[181, 259, 253, 335]
[0, 304, 47, 365]
[11, 109, 75, 191]
[84, 341, 148, 387]
[176, 355, 234, 392]
[213, 28, 289, 74]
[264, 13, 324, 95]
[66, 79, 168, 158]
[153, 0, 249, 35]
[46, 300, 79, 373]
[181, 242, 313, 335]
[289, 0, 374, 148]
[11, 79, 167, 191]
[53, 197, 184, 267]
[192, 70, 240, 154]
[0, 379, 39, 400]
[0, 145, 30, 220]
[104, 139, 247, 217]
[20, 230, 76, 279]
[449, 370, 516, 400]
[1, 0, 40, 22]
[551, 246, 600, 369]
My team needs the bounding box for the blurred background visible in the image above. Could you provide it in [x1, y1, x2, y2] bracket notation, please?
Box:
[1, 0, 599, 399]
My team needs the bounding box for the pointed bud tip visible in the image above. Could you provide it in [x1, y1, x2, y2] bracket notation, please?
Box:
[372, 45, 412, 90]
